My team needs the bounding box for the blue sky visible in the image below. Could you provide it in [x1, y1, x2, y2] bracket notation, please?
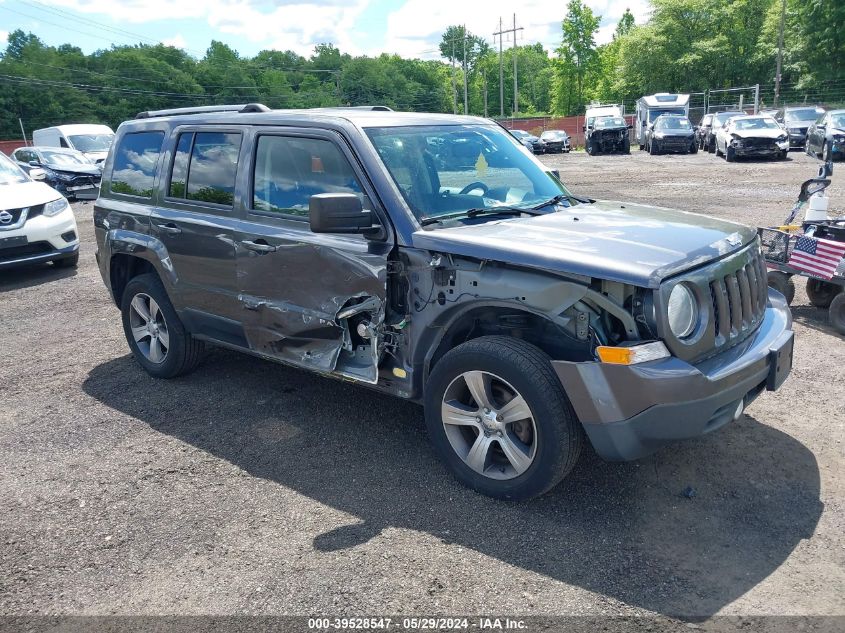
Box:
[0, 0, 651, 60]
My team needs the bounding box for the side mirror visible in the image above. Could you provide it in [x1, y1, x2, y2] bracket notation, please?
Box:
[29, 160, 41, 167]
[309, 193, 376, 235]
[627, 123, 633, 129]
[29, 168, 46, 181]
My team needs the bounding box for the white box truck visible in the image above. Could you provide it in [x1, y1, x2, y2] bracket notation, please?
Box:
[32, 124, 115, 165]
[634, 94, 690, 149]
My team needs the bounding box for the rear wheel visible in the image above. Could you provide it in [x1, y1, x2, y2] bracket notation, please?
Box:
[829, 292, 845, 335]
[121, 273, 204, 379]
[425, 336, 583, 500]
[806, 278, 839, 308]
[805, 138, 812, 156]
[767, 271, 795, 305]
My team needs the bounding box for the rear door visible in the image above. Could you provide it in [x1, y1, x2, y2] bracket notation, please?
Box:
[150, 127, 246, 342]
[234, 127, 391, 384]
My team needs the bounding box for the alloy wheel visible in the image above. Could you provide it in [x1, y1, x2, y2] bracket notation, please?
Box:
[128, 292, 170, 364]
[441, 370, 537, 480]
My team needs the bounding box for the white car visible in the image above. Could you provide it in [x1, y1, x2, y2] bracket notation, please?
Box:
[0, 152, 80, 270]
[714, 115, 790, 162]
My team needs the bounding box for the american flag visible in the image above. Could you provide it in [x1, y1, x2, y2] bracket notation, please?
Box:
[787, 235, 845, 280]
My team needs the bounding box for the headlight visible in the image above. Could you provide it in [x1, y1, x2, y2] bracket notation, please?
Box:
[667, 283, 698, 339]
[834, 135, 845, 142]
[777, 134, 788, 141]
[654, 132, 665, 139]
[44, 198, 70, 217]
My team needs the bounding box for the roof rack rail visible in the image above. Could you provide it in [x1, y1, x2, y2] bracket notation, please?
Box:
[135, 103, 270, 119]
[317, 105, 393, 112]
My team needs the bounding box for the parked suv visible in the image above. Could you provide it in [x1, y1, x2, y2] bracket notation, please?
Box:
[94, 104, 794, 500]
[0, 151, 80, 269]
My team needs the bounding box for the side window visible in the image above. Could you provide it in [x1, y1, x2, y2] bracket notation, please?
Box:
[59, 138, 69, 148]
[187, 132, 240, 205]
[168, 132, 193, 198]
[110, 131, 164, 198]
[252, 135, 365, 218]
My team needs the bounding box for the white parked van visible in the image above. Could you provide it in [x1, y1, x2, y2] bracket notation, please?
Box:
[32, 124, 115, 165]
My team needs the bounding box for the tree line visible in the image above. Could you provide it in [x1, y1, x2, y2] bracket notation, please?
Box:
[1, 0, 842, 139]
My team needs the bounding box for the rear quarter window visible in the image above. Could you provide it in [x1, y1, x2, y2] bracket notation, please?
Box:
[110, 131, 164, 198]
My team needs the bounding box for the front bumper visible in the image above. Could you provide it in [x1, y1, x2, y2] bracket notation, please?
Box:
[788, 130, 807, 148]
[733, 139, 789, 157]
[0, 205, 79, 269]
[553, 289, 793, 461]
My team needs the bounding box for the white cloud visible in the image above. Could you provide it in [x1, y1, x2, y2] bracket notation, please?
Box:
[161, 33, 186, 49]
[0, 31, 8, 46]
[381, 0, 652, 59]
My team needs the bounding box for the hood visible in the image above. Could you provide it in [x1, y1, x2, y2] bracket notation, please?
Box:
[81, 150, 109, 163]
[43, 161, 101, 176]
[0, 180, 62, 209]
[411, 201, 757, 288]
[732, 128, 786, 139]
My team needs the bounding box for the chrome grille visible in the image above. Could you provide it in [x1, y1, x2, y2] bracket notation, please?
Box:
[708, 246, 768, 347]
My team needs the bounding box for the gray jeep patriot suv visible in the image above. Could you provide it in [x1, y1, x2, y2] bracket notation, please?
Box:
[94, 103, 794, 500]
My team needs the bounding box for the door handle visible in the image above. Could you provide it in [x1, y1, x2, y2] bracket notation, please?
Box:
[241, 239, 277, 253]
[154, 222, 182, 235]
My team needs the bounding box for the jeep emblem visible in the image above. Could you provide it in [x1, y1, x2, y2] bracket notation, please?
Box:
[0, 210, 13, 225]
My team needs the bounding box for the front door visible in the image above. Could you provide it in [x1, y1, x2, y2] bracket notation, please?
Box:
[235, 128, 391, 384]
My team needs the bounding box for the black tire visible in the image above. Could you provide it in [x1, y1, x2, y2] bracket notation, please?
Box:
[623, 139, 631, 154]
[805, 138, 812, 157]
[778, 150, 787, 160]
[726, 145, 736, 162]
[806, 278, 839, 308]
[823, 141, 833, 162]
[649, 140, 659, 155]
[53, 252, 79, 268]
[708, 137, 716, 153]
[767, 271, 795, 305]
[829, 292, 845, 335]
[121, 273, 204, 379]
[715, 141, 723, 157]
[689, 141, 698, 154]
[585, 142, 592, 156]
[424, 336, 583, 501]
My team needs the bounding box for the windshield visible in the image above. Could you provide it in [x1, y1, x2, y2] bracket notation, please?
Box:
[41, 150, 91, 166]
[831, 114, 845, 129]
[542, 131, 566, 139]
[510, 129, 528, 138]
[656, 117, 691, 130]
[366, 124, 574, 224]
[713, 111, 741, 126]
[0, 153, 28, 185]
[785, 108, 822, 122]
[648, 108, 685, 122]
[733, 118, 779, 130]
[595, 117, 625, 128]
[68, 133, 114, 152]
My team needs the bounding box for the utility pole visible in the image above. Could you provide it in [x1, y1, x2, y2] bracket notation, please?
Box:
[451, 39, 457, 114]
[493, 15, 523, 118]
[18, 118, 27, 146]
[463, 25, 468, 115]
[497, 17, 504, 117]
[774, 0, 786, 107]
[513, 13, 521, 117]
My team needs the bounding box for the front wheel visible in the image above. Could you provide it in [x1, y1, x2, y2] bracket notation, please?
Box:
[649, 140, 659, 155]
[424, 336, 583, 500]
[53, 252, 79, 268]
[725, 146, 736, 162]
[121, 273, 204, 379]
[689, 141, 698, 154]
[829, 292, 845, 335]
[806, 278, 839, 308]
[823, 142, 833, 162]
[767, 271, 795, 305]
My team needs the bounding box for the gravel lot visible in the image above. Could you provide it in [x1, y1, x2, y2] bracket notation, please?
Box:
[1, 149, 843, 625]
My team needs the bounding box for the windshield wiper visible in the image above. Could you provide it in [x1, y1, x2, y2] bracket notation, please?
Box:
[532, 193, 592, 209]
[465, 206, 542, 218]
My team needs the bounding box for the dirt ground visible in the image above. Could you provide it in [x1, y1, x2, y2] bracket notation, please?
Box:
[1, 148, 843, 626]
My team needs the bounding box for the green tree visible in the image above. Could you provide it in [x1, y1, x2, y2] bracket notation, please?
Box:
[553, 0, 601, 114]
